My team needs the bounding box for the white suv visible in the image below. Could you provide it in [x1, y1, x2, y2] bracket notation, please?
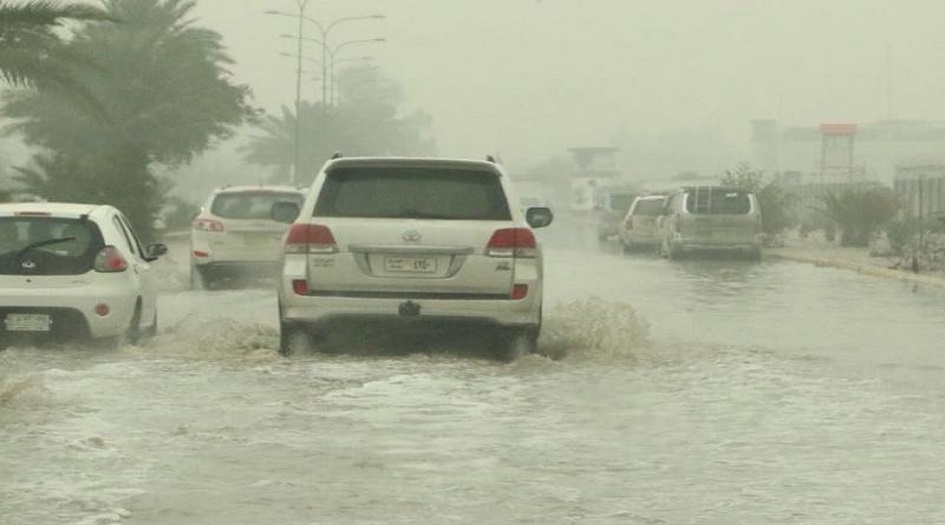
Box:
[272, 156, 553, 360]
[190, 185, 306, 289]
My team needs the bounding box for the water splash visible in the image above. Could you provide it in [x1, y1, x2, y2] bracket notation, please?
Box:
[539, 297, 650, 361]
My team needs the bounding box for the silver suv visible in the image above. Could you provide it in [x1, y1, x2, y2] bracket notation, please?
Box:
[656, 185, 762, 259]
[272, 156, 553, 360]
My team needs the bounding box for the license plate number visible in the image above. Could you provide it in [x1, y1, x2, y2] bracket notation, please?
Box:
[384, 256, 437, 274]
[4, 313, 52, 332]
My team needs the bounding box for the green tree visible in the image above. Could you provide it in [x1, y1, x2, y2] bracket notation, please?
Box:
[3, 0, 254, 239]
[243, 65, 435, 185]
[721, 162, 796, 236]
[820, 185, 900, 247]
[0, 0, 112, 88]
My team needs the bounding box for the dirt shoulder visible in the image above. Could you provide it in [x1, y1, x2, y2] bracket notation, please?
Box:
[765, 241, 945, 288]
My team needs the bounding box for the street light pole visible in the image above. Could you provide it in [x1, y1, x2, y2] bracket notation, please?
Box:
[301, 14, 384, 106]
[328, 39, 385, 105]
[291, 1, 307, 186]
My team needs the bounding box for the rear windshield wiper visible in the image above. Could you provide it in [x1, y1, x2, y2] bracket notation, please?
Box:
[15, 237, 76, 262]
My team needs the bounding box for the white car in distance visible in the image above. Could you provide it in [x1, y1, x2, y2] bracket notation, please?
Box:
[617, 194, 666, 252]
[190, 185, 306, 289]
[273, 155, 554, 360]
[0, 202, 167, 347]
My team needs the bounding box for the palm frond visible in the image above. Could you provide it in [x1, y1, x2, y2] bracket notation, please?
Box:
[0, 1, 115, 26]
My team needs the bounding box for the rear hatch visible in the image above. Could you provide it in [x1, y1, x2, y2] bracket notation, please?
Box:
[683, 188, 759, 243]
[208, 190, 304, 261]
[296, 164, 522, 298]
[0, 216, 104, 281]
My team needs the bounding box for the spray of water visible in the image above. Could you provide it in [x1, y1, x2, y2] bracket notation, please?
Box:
[539, 297, 650, 361]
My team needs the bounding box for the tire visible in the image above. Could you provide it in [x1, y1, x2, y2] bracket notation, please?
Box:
[189, 261, 204, 290]
[494, 328, 538, 362]
[279, 321, 321, 356]
[123, 303, 143, 346]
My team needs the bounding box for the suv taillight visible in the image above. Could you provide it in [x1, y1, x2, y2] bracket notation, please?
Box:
[284, 224, 337, 254]
[192, 218, 224, 232]
[486, 228, 537, 258]
[94, 246, 128, 272]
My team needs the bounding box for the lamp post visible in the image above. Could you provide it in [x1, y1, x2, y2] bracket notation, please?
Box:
[328, 39, 385, 105]
[265, 1, 310, 185]
[269, 9, 383, 104]
[280, 34, 384, 107]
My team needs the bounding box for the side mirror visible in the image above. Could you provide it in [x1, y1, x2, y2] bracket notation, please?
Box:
[271, 201, 301, 224]
[145, 242, 168, 261]
[525, 207, 553, 229]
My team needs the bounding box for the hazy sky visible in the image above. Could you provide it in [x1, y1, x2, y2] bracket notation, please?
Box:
[190, 1, 945, 168]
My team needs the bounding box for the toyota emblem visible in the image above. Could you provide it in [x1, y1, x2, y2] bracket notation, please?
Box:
[20, 260, 37, 269]
[402, 230, 422, 242]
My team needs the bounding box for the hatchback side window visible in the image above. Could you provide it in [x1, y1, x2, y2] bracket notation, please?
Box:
[116, 215, 146, 258]
[111, 216, 137, 256]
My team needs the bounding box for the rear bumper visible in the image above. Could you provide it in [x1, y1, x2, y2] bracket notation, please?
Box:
[0, 288, 137, 339]
[280, 288, 542, 330]
[194, 260, 281, 277]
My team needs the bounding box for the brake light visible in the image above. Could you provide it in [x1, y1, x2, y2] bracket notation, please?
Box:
[511, 284, 528, 300]
[14, 211, 51, 217]
[292, 279, 309, 295]
[284, 224, 337, 254]
[192, 218, 224, 232]
[94, 246, 128, 272]
[486, 228, 537, 258]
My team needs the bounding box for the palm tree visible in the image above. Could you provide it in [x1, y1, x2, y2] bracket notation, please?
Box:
[3, 0, 254, 239]
[0, 1, 112, 88]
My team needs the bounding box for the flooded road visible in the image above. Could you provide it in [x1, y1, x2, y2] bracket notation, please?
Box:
[3, 228, 945, 524]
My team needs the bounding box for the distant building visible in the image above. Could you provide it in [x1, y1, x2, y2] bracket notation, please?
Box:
[750, 119, 945, 185]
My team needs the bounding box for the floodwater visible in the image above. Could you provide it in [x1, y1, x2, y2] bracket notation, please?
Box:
[2, 227, 945, 525]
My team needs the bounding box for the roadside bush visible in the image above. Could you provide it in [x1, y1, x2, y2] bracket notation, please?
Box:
[721, 163, 797, 236]
[820, 186, 900, 247]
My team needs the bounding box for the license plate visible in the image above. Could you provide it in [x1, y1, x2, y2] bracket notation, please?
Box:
[4, 313, 52, 332]
[384, 256, 437, 274]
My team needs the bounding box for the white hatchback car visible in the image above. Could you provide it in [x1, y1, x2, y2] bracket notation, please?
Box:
[0, 202, 167, 347]
[190, 185, 306, 289]
[272, 156, 554, 360]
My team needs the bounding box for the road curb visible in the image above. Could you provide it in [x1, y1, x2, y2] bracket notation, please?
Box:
[765, 249, 945, 288]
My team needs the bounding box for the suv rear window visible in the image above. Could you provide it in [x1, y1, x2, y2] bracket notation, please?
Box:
[685, 187, 752, 215]
[0, 218, 104, 275]
[314, 167, 512, 220]
[211, 191, 305, 220]
[632, 198, 665, 216]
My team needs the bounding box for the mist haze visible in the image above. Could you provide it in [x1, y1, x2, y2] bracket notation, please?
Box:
[189, 0, 945, 172]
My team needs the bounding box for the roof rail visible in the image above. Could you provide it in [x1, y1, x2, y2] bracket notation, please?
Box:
[330, 151, 343, 160]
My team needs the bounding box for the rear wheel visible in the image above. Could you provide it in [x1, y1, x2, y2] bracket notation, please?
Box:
[494, 328, 538, 362]
[123, 302, 143, 346]
[189, 261, 204, 290]
[278, 321, 326, 356]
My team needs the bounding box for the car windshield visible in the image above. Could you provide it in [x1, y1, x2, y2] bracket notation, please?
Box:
[632, 198, 666, 216]
[211, 191, 304, 220]
[685, 187, 752, 215]
[0, 217, 103, 275]
[314, 167, 512, 220]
